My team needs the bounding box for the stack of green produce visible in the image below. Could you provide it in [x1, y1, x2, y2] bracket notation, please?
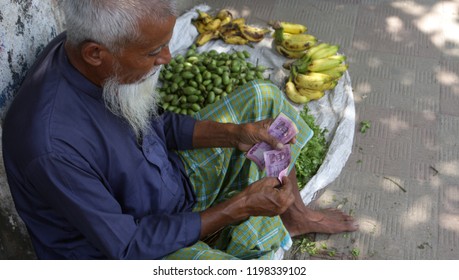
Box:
[158, 44, 268, 115]
[295, 106, 329, 190]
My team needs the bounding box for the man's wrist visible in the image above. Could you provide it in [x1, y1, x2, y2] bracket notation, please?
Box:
[227, 123, 242, 148]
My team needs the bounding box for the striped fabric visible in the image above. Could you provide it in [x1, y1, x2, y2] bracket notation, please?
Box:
[164, 80, 313, 260]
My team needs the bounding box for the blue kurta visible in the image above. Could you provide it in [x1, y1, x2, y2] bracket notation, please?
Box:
[2, 33, 201, 259]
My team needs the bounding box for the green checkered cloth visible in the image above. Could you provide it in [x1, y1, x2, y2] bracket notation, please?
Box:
[164, 80, 313, 260]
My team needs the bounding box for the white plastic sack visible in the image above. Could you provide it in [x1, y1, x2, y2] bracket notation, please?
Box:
[172, 5, 355, 258]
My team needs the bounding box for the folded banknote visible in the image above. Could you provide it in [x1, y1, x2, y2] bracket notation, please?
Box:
[246, 112, 298, 170]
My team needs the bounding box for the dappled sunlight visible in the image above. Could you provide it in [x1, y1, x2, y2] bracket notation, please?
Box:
[313, 189, 339, 208]
[429, 175, 443, 189]
[358, 215, 382, 237]
[393, 0, 459, 56]
[437, 70, 459, 86]
[392, 1, 428, 17]
[403, 195, 433, 228]
[240, 7, 253, 19]
[439, 213, 459, 232]
[385, 16, 405, 42]
[352, 40, 371, 51]
[444, 186, 459, 206]
[441, 2, 459, 57]
[368, 57, 383, 68]
[380, 115, 410, 133]
[437, 160, 459, 177]
[354, 81, 372, 95]
[400, 73, 415, 86]
[421, 110, 436, 122]
[439, 186, 459, 232]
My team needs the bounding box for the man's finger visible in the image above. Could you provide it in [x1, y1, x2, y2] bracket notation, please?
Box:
[258, 119, 285, 150]
[279, 175, 292, 192]
[262, 134, 283, 150]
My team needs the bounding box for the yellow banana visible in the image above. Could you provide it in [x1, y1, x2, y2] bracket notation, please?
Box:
[205, 18, 222, 31]
[304, 43, 329, 60]
[298, 80, 337, 91]
[220, 27, 241, 38]
[231, 18, 246, 27]
[282, 33, 317, 51]
[275, 45, 307, 59]
[308, 44, 340, 60]
[285, 80, 309, 104]
[297, 87, 325, 100]
[222, 34, 248, 45]
[322, 80, 338, 90]
[192, 20, 208, 33]
[294, 72, 333, 88]
[217, 9, 231, 20]
[274, 29, 316, 51]
[316, 64, 349, 80]
[216, 9, 233, 26]
[270, 20, 307, 34]
[196, 9, 212, 24]
[307, 55, 346, 72]
[220, 16, 232, 26]
[218, 21, 237, 34]
[240, 25, 270, 42]
[195, 30, 219, 46]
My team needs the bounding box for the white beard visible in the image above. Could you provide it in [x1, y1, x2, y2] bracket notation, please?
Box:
[102, 66, 161, 139]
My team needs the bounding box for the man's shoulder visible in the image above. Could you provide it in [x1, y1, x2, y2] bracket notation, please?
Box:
[2, 32, 91, 159]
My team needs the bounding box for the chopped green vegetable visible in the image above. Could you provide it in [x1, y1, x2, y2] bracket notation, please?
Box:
[295, 107, 328, 190]
[293, 236, 318, 255]
[360, 120, 371, 133]
[351, 248, 360, 258]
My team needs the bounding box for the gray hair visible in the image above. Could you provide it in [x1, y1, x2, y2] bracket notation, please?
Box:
[62, 0, 177, 53]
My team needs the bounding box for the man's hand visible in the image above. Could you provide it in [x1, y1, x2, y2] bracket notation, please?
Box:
[199, 176, 295, 239]
[236, 119, 296, 152]
[239, 176, 295, 217]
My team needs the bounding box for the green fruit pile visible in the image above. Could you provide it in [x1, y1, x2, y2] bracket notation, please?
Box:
[158, 45, 268, 115]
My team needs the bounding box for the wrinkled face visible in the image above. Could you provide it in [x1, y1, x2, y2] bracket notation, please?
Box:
[101, 16, 176, 139]
[110, 16, 176, 84]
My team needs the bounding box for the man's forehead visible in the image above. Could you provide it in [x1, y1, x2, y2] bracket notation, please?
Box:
[137, 16, 176, 48]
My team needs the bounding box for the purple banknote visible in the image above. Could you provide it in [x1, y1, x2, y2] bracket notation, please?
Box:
[246, 112, 298, 170]
[264, 145, 291, 180]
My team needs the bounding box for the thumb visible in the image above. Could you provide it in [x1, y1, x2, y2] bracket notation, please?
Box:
[279, 175, 292, 192]
[259, 119, 284, 150]
[266, 134, 284, 150]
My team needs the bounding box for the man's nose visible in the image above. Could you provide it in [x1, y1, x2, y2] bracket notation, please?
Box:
[155, 46, 172, 65]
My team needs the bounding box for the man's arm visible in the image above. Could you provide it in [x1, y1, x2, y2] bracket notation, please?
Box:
[25, 153, 200, 259]
[192, 119, 287, 151]
[198, 175, 295, 239]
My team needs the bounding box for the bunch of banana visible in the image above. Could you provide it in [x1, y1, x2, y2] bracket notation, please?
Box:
[270, 21, 317, 59]
[192, 9, 271, 46]
[284, 43, 349, 104]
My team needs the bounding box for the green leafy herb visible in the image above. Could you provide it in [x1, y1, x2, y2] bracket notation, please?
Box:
[351, 248, 360, 258]
[360, 120, 371, 133]
[293, 236, 318, 255]
[295, 107, 329, 190]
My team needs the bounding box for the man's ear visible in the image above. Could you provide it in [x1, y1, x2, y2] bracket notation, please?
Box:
[80, 42, 109, 66]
